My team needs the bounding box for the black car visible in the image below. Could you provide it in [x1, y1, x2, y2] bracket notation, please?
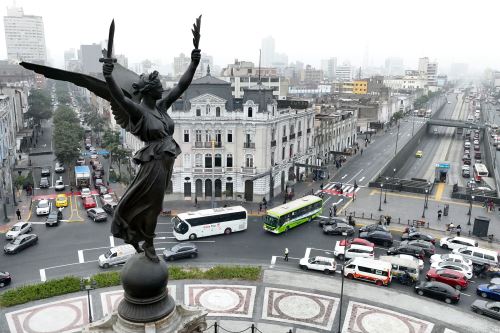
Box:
[39, 177, 50, 188]
[41, 168, 50, 177]
[162, 243, 198, 261]
[45, 210, 61, 227]
[323, 223, 355, 236]
[76, 157, 85, 166]
[4, 234, 38, 254]
[359, 230, 393, 247]
[317, 217, 348, 227]
[387, 245, 425, 259]
[0, 271, 11, 288]
[401, 232, 435, 244]
[401, 240, 435, 256]
[87, 208, 108, 222]
[415, 281, 460, 304]
[359, 224, 388, 234]
[102, 202, 117, 216]
[471, 300, 500, 320]
[85, 143, 91, 150]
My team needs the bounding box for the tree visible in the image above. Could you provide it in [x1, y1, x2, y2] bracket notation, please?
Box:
[82, 104, 106, 140]
[26, 89, 52, 124]
[102, 129, 132, 181]
[53, 105, 79, 126]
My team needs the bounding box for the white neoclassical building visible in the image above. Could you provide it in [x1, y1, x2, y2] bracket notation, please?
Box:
[164, 73, 316, 202]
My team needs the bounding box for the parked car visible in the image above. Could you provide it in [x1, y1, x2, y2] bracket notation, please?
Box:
[4, 234, 38, 254]
[41, 168, 50, 177]
[87, 208, 107, 222]
[0, 271, 11, 288]
[401, 232, 435, 244]
[55, 162, 65, 173]
[102, 202, 117, 216]
[36, 200, 51, 216]
[6, 222, 32, 240]
[430, 261, 473, 279]
[81, 188, 92, 199]
[359, 224, 388, 234]
[439, 236, 478, 250]
[55, 194, 68, 208]
[359, 230, 393, 247]
[477, 283, 500, 301]
[162, 243, 198, 261]
[54, 178, 65, 191]
[414, 281, 460, 304]
[45, 210, 61, 227]
[317, 216, 348, 227]
[471, 300, 500, 320]
[401, 240, 435, 256]
[83, 197, 96, 209]
[323, 223, 355, 236]
[387, 244, 425, 259]
[426, 268, 469, 290]
[430, 253, 473, 268]
[39, 177, 50, 189]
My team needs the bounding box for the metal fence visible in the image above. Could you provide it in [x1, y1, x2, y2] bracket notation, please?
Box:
[203, 322, 292, 333]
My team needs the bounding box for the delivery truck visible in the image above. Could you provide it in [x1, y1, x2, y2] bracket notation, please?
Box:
[75, 165, 91, 189]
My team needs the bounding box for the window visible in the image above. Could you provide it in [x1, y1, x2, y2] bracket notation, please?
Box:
[195, 130, 202, 142]
[290, 124, 295, 134]
[227, 130, 233, 143]
[283, 125, 287, 136]
[297, 141, 301, 153]
[205, 130, 211, 142]
[245, 154, 253, 168]
[271, 128, 276, 140]
[205, 154, 213, 168]
[271, 151, 275, 165]
[298, 121, 302, 131]
[216, 106, 221, 117]
[206, 104, 210, 115]
[473, 252, 483, 258]
[289, 144, 294, 158]
[196, 108, 201, 117]
[195, 154, 203, 167]
[282, 147, 286, 160]
[248, 106, 253, 117]
[183, 154, 191, 167]
[215, 153, 222, 167]
[226, 154, 233, 167]
[215, 130, 222, 144]
[183, 129, 190, 142]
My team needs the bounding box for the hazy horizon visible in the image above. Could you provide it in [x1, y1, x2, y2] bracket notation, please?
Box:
[1, 0, 499, 75]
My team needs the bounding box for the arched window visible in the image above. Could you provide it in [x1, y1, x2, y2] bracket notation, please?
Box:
[195, 154, 203, 167]
[226, 154, 233, 167]
[215, 153, 222, 167]
[216, 106, 221, 117]
[205, 153, 212, 168]
[183, 154, 191, 167]
[245, 154, 254, 168]
[206, 104, 210, 115]
[248, 107, 253, 118]
[196, 108, 201, 117]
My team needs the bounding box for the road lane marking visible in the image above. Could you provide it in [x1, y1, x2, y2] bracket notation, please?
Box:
[309, 247, 334, 252]
[109, 236, 115, 247]
[359, 177, 365, 182]
[334, 198, 343, 205]
[435, 183, 445, 201]
[304, 247, 311, 259]
[323, 197, 331, 205]
[80, 246, 109, 251]
[156, 231, 173, 234]
[153, 240, 215, 244]
[155, 236, 176, 240]
[346, 169, 364, 184]
[78, 250, 84, 263]
[40, 269, 46, 282]
[341, 174, 347, 179]
[270, 256, 277, 268]
[158, 222, 173, 225]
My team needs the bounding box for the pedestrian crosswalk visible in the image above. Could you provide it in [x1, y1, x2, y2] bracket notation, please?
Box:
[315, 182, 362, 197]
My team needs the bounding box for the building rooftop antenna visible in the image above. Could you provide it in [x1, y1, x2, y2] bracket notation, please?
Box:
[258, 49, 262, 86]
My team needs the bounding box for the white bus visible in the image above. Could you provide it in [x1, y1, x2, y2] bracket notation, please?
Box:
[473, 163, 489, 182]
[172, 206, 247, 241]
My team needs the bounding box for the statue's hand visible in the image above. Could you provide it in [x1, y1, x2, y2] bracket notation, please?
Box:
[103, 62, 114, 78]
[191, 49, 201, 64]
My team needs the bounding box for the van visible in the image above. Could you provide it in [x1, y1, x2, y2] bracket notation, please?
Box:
[452, 246, 499, 266]
[344, 257, 392, 286]
[379, 255, 420, 281]
[98, 244, 136, 268]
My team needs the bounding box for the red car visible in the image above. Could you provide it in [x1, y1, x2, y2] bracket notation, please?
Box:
[339, 238, 374, 248]
[426, 268, 469, 290]
[83, 197, 97, 209]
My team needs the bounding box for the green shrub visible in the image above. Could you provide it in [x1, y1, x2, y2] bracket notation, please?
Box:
[204, 266, 261, 280]
[93, 272, 121, 288]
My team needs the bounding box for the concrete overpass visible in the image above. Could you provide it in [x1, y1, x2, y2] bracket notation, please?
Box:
[427, 119, 485, 129]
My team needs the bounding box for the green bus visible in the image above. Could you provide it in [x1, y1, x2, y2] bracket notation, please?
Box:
[264, 195, 323, 234]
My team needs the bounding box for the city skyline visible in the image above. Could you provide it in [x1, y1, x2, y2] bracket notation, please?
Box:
[0, 0, 499, 74]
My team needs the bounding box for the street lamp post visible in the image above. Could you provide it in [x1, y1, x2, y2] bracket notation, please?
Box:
[467, 195, 474, 225]
[337, 232, 349, 333]
[424, 185, 429, 209]
[384, 177, 388, 204]
[80, 277, 97, 323]
[378, 183, 383, 211]
[211, 140, 215, 208]
[421, 189, 428, 218]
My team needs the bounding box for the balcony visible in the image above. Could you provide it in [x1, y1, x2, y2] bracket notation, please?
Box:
[271, 140, 276, 147]
[282, 136, 288, 143]
[241, 167, 256, 174]
[307, 128, 311, 134]
[194, 141, 203, 148]
[289, 133, 296, 140]
[244, 142, 256, 149]
[193, 167, 224, 174]
[298, 131, 302, 137]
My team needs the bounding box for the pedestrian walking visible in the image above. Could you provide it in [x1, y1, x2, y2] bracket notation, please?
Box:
[284, 248, 289, 261]
[15, 208, 21, 220]
[329, 207, 333, 218]
[360, 149, 363, 155]
[456, 225, 462, 237]
[259, 203, 262, 212]
[333, 204, 337, 217]
[437, 209, 442, 220]
[194, 197, 198, 207]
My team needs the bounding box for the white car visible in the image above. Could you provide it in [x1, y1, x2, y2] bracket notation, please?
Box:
[393, 254, 424, 270]
[36, 199, 51, 216]
[81, 188, 91, 199]
[55, 179, 65, 191]
[473, 140, 480, 145]
[90, 153, 98, 159]
[439, 236, 478, 250]
[299, 256, 336, 274]
[430, 253, 473, 268]
[101, 194, 114, 205]
[333, 242, 374, 260]
[5, 222, 32, 240]
[55, 162, 65, 173]
[430, 261, 473, 279]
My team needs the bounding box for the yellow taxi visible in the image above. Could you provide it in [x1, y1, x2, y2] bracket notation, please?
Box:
[55, 193, 68, 208]
[415, 150, 423, 158]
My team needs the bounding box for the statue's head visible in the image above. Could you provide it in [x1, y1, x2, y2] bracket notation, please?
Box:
[133, 70, 163, 100]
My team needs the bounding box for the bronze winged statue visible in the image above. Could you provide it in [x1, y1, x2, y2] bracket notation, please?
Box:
[20, 16, 202, 262]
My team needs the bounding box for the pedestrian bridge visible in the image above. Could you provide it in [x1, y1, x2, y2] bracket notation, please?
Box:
[427, 119, 485, 129]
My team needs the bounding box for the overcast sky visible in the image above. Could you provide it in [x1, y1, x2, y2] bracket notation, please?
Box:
[1, 0, 499, 73]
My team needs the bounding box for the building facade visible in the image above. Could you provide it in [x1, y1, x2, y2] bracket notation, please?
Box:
[3, 6, 47, 64]
[353, 80, 368, 94]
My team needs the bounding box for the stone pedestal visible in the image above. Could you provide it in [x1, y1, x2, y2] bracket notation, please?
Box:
[80, 252, 207, 333]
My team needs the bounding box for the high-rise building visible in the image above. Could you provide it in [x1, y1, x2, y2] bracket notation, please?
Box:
[418, 57, 438, 88]
[384, 57, 404, 76]
[79, 44, 102, 74]
[3, 6, 47, 63]
[321, 58, 337, 80]
[335, 64, 353, 82]
[174, 53, 190, 77]
[261, 36, 275, 67]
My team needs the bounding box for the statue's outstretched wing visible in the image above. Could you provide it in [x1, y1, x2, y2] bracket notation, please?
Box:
[19, 61, 140, 129]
